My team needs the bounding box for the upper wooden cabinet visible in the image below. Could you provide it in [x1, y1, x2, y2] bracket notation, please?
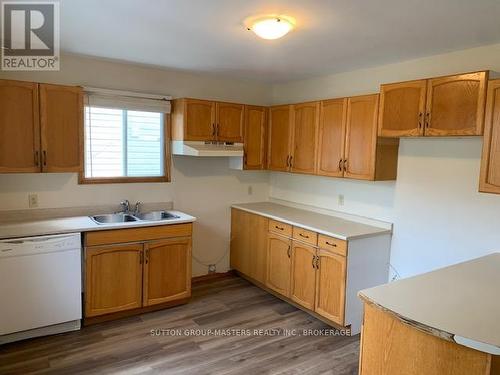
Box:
[39, 84, 83, 172]
[0, 79, 82, 174]
[291, 102, 319, 175]
[426, 71, 487, 136]
[379, 71, 488, 137]
[172, 98, 243, 142]
[0, 80, 40, 173]
[480, 80, 500, 194]
[378, 80, 427, 137]
[268, 105, 293, 172]
[317, 98, 347, 178]
[243, 105, 267, 170]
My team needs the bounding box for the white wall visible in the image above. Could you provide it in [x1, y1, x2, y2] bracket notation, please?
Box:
[0, 54, 272, 276]
[270, 43, 500, 278]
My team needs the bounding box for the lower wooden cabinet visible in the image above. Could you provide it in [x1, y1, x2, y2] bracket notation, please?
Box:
[290, 242, 317, 310]
[84, 224, 192, 320]
[143, 237, 191, 306]
[266, 233, 292, 297]
[85, 243, 143, 317]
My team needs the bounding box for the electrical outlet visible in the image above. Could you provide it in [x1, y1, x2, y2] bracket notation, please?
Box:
[338, 194, 345, 206]
[28, 193, 39, 208]
[248, 185, 253, 195]
[208, 264, 216, 273]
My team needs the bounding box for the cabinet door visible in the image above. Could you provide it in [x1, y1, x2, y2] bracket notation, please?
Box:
[425, 71, 487, 136]
[184, 99, 216, 141]
[344, 94, 379, 180]
[0, 80, 40, 173]
[244, 105, 267, 170]
[266, 233, 291, 297]
[291, 102, 319, 174]
[143, 237, 191, 306]
[317, 98, 347, 177]
[85, 244, 143, 317]
[230, 208, 251, 275]
[290, 241, 317, 310]
[268, 105, 292, 171]
[379, 80, 427, 137]
[248, 213, 269, 284]
[479, 80, 500, 194]
[315, 249, 346, 325]
[216, 102, 244, 142]
[39, 84, 83, 172]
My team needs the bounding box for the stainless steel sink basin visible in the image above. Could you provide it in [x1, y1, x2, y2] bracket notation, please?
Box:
[135, 211, 181, 221]
[90, 213, 139, 224]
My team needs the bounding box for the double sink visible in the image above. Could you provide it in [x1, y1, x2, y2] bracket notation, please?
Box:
[90, 211, 180, 225]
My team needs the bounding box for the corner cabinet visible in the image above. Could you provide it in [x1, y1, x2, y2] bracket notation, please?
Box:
[84, 224, 192, 323]
[480, 79, 500, 194]
[0, 79, 82, 173]
[379, 71, 488, 137]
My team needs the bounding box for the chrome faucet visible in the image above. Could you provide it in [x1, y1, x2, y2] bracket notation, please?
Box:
[133, 202, 142, 216]
[118, 200, 130, 214]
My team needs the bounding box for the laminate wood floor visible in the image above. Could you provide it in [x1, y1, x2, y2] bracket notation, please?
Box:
[0, 276, 360, 375]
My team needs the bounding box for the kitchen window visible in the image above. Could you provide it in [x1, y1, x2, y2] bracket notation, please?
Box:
[80, 88, 171, 184]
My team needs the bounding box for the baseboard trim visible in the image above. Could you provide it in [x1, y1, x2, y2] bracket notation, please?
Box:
[191, 271, 235, 285]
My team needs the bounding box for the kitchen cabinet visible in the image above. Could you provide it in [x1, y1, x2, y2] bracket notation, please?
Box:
[378, 71, 488, 137]
[0, 80, 40, 173]
[290, 241, 317, 310]
[243, 105, 267, 169]
[230, 205, 392, 334]
[172, 98, 244, 142]
[268, 105, 293, 171]
[291, 102, 320, 174]
[378, 80, 427, 137]
[0, 79, 82, 174]
[266, 232, 292, 296]
[85, 243, 143, 317]
[84, 223, 192, 322]
[143, 237, 191, 306]
[317, 98, 347, 177]
[480, 79, 500, 194]
[39, 83, 83, 172]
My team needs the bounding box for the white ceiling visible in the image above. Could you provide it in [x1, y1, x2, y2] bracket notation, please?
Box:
[61, 0, 500, 83]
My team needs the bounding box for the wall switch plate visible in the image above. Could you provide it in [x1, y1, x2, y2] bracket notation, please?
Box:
[28, 193, 39, 208]
[208, 264, 216, 273]
[338, 194, 345, 206]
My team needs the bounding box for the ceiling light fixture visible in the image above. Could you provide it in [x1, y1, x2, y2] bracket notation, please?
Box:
[246, 15, 295, 40]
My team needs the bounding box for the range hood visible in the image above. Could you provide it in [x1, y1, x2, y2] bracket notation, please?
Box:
[172, 141, 244, 157]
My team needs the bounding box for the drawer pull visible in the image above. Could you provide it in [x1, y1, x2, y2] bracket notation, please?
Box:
[275, 225, 284, 231]
[325, 241, 337, 247]
[287, 245, 291, 258]
[299, 233, 309, 239]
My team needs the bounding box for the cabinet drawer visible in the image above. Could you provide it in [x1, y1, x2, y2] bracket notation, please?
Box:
[85, 223, 193, 247]
[292, 227, 318, 246]
[318, 235, 347, 256]
[268, 219, 292, 237]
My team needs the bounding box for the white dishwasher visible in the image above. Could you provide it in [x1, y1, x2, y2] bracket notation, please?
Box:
[0, 233, 82, 344]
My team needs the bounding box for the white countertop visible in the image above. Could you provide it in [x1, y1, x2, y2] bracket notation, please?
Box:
[231, 202, 391, 240]
[0, 211, 196, 240]
[359, 253, 500, 355]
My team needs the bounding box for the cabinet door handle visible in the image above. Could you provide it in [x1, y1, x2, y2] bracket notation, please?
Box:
[145, 249, 149, 264]
[425, 112, 430, 129]
[315, 256, 320, 269]
[42, 150, 47, 166]
[325, 241, 337, 247]
[289, 155, 293, 168]
[216, 123, 219, 137]
[299, 233, 309, 239]
[34, 151, 40, 166]
[312, 255, 316, 269]
[275, 225, 284, 231]
[343, 159, 348, 172]
[338, 158, 343, 171]
[286, 155, 290, 167]
[418, 112, 423, 129]
[212, 123, 216, 137]
[287, 245, 291, 258]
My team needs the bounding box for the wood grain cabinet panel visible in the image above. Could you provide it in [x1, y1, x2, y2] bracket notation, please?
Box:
[143, 237, 191, 306]
[39, 83, 83, 172]
[480, 80, 500, 194]
[268, 105, 293, 172]
[291, 102, 319, 174]
[266, 233, 292, 297]
[216, 102, 244, 142]
[290, 242, 317, 310]
[425, 71, 487, 136]
[378, 80, 427, 137]
[0, 80, 40, 173]
[85, 244, 143, 317]
[314, 249, 346, 325]
[243, 105, 267, 170]
[317, 98, 347, 177]
[344, 94, 380, 180]
[172, 98, 216, 141]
